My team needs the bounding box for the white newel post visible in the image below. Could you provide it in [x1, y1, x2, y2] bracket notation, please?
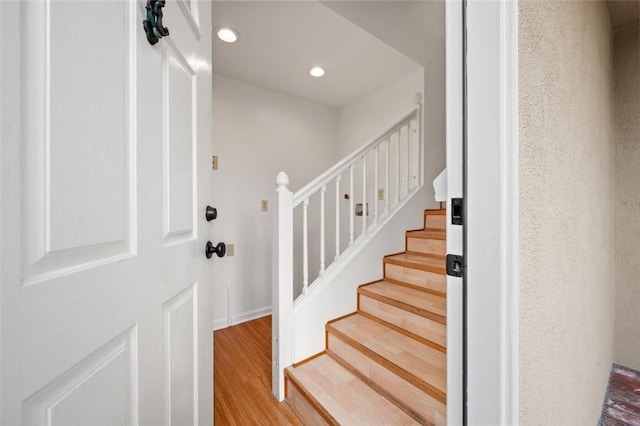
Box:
[272, 171, 293, 401]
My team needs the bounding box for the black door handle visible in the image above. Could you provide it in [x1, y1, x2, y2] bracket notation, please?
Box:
[205, 206, 217, 221]
[206, 241, 226, 259]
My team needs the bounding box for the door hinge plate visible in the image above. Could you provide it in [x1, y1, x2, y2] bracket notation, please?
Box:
[446, 254, 463, 277]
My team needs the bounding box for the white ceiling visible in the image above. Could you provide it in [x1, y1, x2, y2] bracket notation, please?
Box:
[321, 1, 445, 67]
[211, 1, 423, 108]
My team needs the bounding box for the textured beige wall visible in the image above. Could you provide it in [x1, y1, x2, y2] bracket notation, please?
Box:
[614, 20, 640, 371]
[519, 1, 616, 424]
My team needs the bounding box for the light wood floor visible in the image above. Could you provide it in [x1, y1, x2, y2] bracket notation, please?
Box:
[214, 315, 302, 426]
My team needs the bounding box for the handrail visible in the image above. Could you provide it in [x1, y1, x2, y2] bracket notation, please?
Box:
[293, 107, 420, 207]
[272, 94, 424, 401]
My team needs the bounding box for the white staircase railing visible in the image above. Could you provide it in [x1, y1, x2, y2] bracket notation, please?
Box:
[272, 94, 424, 400]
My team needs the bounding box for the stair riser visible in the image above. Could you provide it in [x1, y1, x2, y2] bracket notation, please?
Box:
[406, 237, 446, 256]
[359, 296, 446, 348]
[424, 214, 446, 230]
[286, 379, 331, 426]
[328, 335, 446, 426]
[385, 263, 446, 294]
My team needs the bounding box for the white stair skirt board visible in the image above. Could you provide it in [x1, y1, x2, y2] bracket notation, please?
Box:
[433, 168, 447, 202]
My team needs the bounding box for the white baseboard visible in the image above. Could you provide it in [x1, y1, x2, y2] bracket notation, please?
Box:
[213, 306, 272, 331]
[213, 319, 229, 331]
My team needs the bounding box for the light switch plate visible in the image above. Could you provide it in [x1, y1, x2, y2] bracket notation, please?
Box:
[212, 155, 219, 170]
[378, 188, 385, 200]
[261, 200, 269, 212]
[226, 244, 234, 256]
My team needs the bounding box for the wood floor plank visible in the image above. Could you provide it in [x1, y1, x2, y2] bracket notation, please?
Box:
[214, 316, 303, 426]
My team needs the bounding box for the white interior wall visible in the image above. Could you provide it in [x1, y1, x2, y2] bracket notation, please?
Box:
[321, 1, 447, 203]
[335, 69, 425, 252]
[337, 69, 424, 156]
[292, 69, 446, 362]
[212, 67, 428, 329]
[211, 73, 338, 329]
[292, 192, 425, 361]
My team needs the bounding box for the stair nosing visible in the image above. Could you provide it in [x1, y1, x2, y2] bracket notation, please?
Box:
[358, 311, 447, 354]
[405, 229, 446, 241]
[381, 278, 447, 298]
[327, 318, 447, 405]
[405, 249, 443, 257]
[424, 208, 446, 215]
[292, 351, 326, 368]
[384, 252, 446, 275]
[358, 285, 446, 325]
[423, 227, 446, 233]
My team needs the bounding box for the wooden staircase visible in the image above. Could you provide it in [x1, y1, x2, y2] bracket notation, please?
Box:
[284, 208, 447, 425]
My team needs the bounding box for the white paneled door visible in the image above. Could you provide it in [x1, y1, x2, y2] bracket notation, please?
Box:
[0, 1, 215, 425]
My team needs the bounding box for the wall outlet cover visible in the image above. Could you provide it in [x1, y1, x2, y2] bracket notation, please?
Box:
[378, 188, 385, 200]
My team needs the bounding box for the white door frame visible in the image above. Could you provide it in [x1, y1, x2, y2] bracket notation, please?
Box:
[465, 0, 519, 424]
[445, 1, 463, 424]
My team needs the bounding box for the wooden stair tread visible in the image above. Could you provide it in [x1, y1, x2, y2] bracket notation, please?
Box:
[359, 280, 446, 319]
[385, 252, 446, 275]
[327, 314, 446, 396]
[406, 229, 446, 240]
[285, 354, 420, 425]
[424, 208, 446, 215]
[284, 206, 448, 424]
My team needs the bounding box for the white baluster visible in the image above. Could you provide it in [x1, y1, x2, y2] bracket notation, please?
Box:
[302, 198, 309, 294]
[320, 185, 326, 276]
[374, 146, 379, 224]
[349, 165, 355, 245]
[414, 93, 424, 186]
[407, 122, 411, 193]
[361, 156, 367, 235]
[385, 138, 390, 215]
[335, 175, 341, 261]
[395, 131, 400, 205]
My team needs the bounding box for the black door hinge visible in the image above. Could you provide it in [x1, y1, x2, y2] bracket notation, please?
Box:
[451, 198, 463, 225]
[446, 254, 463, 277]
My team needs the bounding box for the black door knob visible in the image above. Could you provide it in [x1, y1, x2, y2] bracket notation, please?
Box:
[205, 206, 217, 222]
[205, 241, 226, 259]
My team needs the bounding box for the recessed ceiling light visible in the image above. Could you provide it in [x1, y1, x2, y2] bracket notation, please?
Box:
[216, 27, 239, 43]
[309, 66, 325, 78]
